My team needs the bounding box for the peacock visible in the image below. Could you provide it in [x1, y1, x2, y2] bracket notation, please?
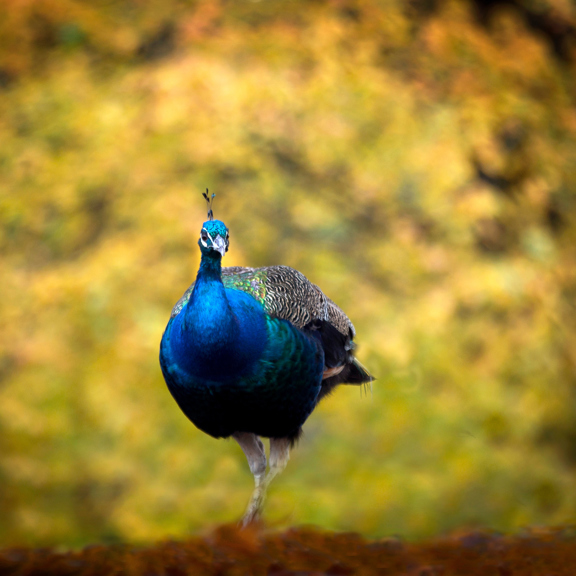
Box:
[159, 192, 374, 525]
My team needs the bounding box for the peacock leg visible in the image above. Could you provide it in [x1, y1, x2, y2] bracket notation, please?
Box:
[263, 437, 291, 490]
[233, 432, 267, 526]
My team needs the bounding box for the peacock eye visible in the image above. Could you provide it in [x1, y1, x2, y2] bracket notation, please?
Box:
[226, 231, 229, 239]
[201, 231, 208, 241]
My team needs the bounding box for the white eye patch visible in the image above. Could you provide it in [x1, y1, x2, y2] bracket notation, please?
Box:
[200, 227, 214, 248]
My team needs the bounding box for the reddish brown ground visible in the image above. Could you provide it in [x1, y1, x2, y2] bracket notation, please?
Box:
[2, 525, 576, 576]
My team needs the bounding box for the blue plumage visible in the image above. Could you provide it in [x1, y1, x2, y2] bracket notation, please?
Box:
[160, 211, 373, 524]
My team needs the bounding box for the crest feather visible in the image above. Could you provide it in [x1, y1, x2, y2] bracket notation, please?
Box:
[202, 189, 216, 221]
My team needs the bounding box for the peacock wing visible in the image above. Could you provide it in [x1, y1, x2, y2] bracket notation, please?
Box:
[221, 265, 355, 338]
[228, 265, 373, 389]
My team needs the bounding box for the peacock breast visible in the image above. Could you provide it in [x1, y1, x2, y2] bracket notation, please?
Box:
[164, 288, 268, 385]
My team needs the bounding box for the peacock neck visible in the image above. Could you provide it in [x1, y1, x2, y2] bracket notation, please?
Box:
[168, 249, 268, 383]
[184, 252, 237, 345]
[197, 251, 222, 282]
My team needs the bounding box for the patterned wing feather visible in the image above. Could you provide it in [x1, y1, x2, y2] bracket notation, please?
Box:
[224, 265, 355, 337]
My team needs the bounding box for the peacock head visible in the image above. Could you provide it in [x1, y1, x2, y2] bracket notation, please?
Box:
[199, 219, 229, 258]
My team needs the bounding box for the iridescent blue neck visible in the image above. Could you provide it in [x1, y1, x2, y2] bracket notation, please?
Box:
[196, 251, 223, 282]
[184, 252, 237, 346]
[163, 248, 268, 383]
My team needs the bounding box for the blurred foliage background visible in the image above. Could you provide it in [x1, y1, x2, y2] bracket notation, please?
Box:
[1, 0, 576, 548]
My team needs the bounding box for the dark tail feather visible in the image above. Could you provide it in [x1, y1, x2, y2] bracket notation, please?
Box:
[318, 357, 375, 400]
[346, 357, 375, 384]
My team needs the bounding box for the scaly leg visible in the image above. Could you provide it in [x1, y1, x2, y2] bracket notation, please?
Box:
[235, 434, 292, 527]
[233, 432, 267, 526]
[263, 437, 291, 490]
[244, 437, 291, 525]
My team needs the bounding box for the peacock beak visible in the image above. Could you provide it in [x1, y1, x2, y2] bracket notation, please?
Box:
[212, 234, 227, 257]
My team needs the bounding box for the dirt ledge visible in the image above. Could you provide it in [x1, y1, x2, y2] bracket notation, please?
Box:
[2, 524, 576, 576]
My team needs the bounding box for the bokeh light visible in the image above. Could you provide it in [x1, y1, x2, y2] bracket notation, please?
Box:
[1, 0, 576, 547]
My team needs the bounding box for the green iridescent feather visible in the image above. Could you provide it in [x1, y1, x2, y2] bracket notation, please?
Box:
[222, 268, 268, 304]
